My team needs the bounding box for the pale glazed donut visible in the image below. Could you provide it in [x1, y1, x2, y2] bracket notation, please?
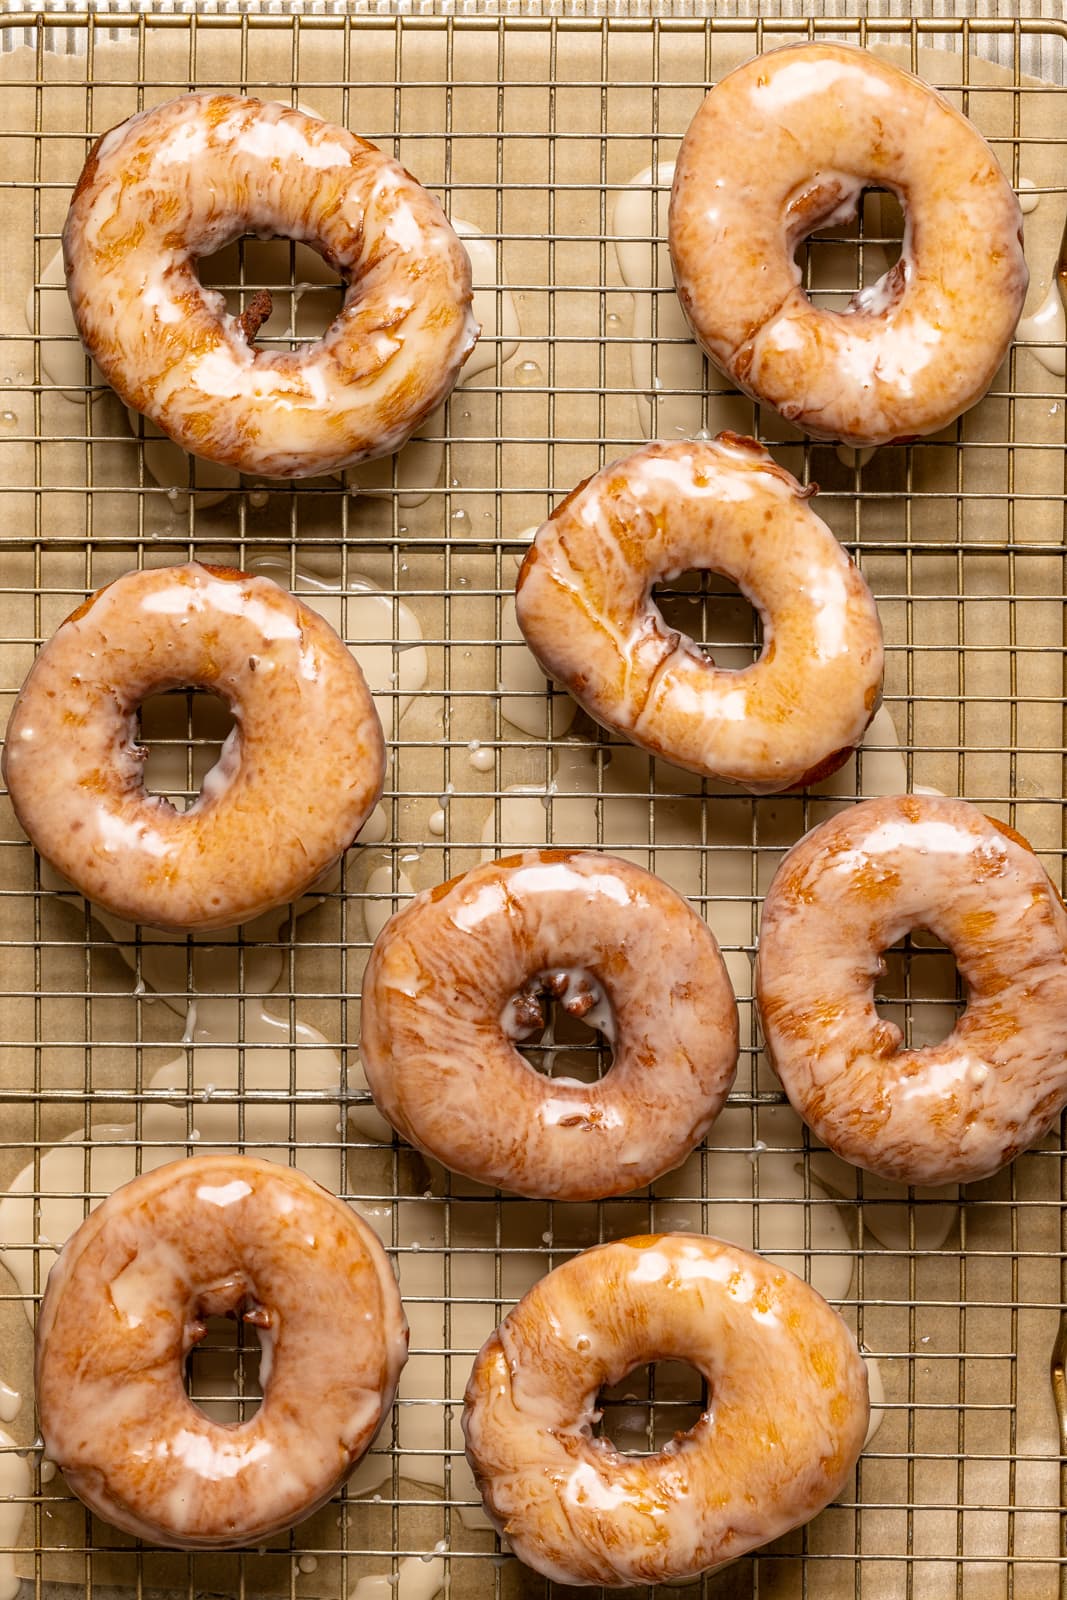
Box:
[756, 795, 1067, 1187]
[359, 850, 738, 1199]
[463, 1233, 869, 1586]
[669, 43, 1028, 447]
[2, 562, 384, 932]
[63, 93, 478, 478]
[515, 436, 883, 793]
[36, 1155, 408, 1548]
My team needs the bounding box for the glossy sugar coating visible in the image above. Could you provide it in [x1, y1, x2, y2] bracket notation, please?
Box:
[35, 1155, 409, 1548]
[514, 435, 883, 793]
[1, 562, 384, 932]
[463, 1232, 869, 1585]
[360, 850, 738, 1199]
[669, 43, 1028, 447]
[63, 93, 478, 478]
[757, 794, 1067, 1186]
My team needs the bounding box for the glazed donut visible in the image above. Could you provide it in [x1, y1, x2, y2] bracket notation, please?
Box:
[63, 93, 477, 478]
[756, 795, 1067, 1187]
[515, 436, 883, 793]
[669, 43, 1027, 447]
[463, 1233, 869, 1585]
[359, 850, 738, 1199]
[2, 562, 384, 932]
[36, 1155, 408, 1548]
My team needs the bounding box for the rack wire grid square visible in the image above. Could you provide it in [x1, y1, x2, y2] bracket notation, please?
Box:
[2, 9, 1067, 1600]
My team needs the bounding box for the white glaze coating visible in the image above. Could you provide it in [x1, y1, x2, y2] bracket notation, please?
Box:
[2, 562, 384, 931]
[669, 43, 1028, 447]
[63, 94, 478, 478]
[360, 850, 738, 1200]
[756, 795, 1067, 1186]
[514, 436, 884, 793]
[463, 1233, 869, 1585]
[35, 1155, 408, 1548]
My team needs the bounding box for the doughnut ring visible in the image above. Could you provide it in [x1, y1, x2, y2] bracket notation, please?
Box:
[63, 93, 478, 478]
[756, 795, 1067, 1187]
[514, 436, 883, 793]
[2, 562, 384, 932]
[359, 850, 738, 1199]
[463, 1233, 869, 1585]
[35, 1155, 409, 1548]
[669, 43, 1027, 447]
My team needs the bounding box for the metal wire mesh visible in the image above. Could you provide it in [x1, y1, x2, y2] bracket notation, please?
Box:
[1, 10, 1066, 1600]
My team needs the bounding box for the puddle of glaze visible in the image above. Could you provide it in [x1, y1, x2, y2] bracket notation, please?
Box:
[0, 1386, 18, 1427]
[0, 1433, 30, 1600]
[863, 1355, 886, 1446]
[363, 865, 415, 944]
[500, 586, 577, 738]
[349, 1554, 444, 1600]
[1017, 178, 1040, 215]
[1017, 282, 1066, 378]
[613, 162, 749, 443]
[652, 1105, 853, 1305]
[27, 247, 104, 399]
[810, 1157, 958, 1253]
[39, 839, 340, 1011]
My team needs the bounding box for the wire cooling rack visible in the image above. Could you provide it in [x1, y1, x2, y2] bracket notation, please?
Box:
[1, 10, 1067, 1600]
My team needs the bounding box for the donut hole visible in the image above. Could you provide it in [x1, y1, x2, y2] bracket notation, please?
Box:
[505, 970, 614, 1083]
[796, 187, 905, 312]
[652, 572, 763, 671]
[594, 1360, 708, 1455]
[184, 1313, 266, 1423]
[139, 689, 236, 813]
[875, 928, 965, 1049]
[198, 237, 346, 350]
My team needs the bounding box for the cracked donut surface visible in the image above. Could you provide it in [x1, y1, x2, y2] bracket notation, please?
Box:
[359, 850, 738, 1200]
[514, 436, 883, 793]
[463, 1233, 869, 1585]
[2, 562, 384, 932]
[63, 93, 478, 478]
[756, 794, 1067, 1186]
[669, 43, 1027, 446]
[35, 1155, 409, 1548]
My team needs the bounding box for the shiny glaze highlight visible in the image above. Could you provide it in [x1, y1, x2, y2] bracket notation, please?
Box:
[359, 850, 738, 1199]
[669, 43, 1027, 447]
[514, 436, 883, 793]
[2, 562, 384, 931]
[756, 795, 1067, 1186]
[63, 94, 478, 478]
[36, 1155, 409, 1548]
[463, 1232, 869, 1585]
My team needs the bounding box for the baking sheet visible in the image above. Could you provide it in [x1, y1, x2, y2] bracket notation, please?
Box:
[0, 13, 1066, 1600]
